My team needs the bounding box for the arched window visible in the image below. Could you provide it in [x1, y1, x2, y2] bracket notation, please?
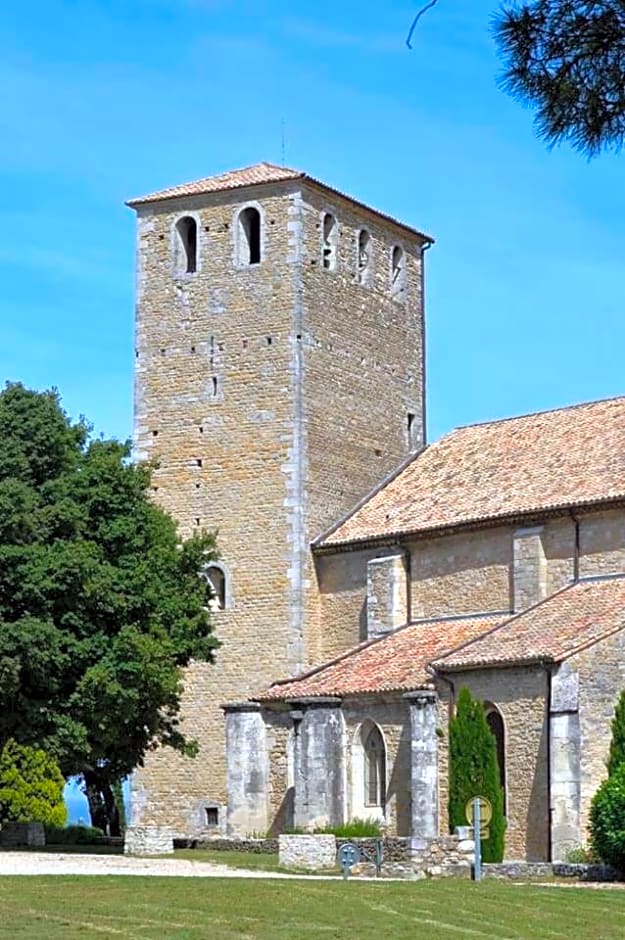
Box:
[363, 724, 386, 808]
[357, 229, 371, 285]
[238, 207, 262, 265]
[485, 703, 506, 811]
[176, 216, 197, 274]
[390, 245, 406, 300]
[322, 213, 338, 271]
[202, 562, 230, 611]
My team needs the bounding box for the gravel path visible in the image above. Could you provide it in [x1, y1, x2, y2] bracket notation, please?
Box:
[0, 852, 327, 879]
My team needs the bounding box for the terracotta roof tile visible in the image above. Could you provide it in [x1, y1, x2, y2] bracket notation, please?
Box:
[320, 396, 625, 548]
[435, 576, 625, 670]
[127, 162, 303, 206]
[126, 162, 433, 241]
[258, 614, 507, 701]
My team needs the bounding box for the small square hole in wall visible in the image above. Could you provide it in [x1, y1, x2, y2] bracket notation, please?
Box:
[205, 806, 219, 827]
[195, 518, 201, 527]
[152, 430, 159, 437]
[196, 459, 203, 467]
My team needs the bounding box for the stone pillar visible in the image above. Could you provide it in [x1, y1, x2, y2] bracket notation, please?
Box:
[550, 663, 581, 861]
[291, 698, 345, 830]
[513, 526, 547, 612]
[405, 690, 439, 839]
[366, 553, 408, 639]
[222, 702, 269, 837]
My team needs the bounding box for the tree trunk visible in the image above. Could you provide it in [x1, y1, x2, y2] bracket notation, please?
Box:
[83, 770, 121, 837]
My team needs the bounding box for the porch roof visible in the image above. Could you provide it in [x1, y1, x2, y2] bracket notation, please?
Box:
[258, 613, 506, 701]
[434, 575, 625, 671]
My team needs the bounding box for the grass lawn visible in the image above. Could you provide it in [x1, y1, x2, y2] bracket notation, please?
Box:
[0, 876, 623, 939]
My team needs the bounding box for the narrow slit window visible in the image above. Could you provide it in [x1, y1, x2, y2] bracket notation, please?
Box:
[486, 705, 506, 813]
[238, 207, 262, 265]
[322, 213, 338, 271]
[391, 245, 406, 300]
[176, 216, 197, 274]
[357, 229, 371, 284]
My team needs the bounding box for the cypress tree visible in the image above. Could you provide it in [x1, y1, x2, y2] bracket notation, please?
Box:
[607, 689, 625, 777]
[448, 687, 506, 863]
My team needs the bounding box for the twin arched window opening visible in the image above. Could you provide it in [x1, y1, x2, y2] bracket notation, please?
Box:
[391, 245, 406, 300]
[322, 213, 338, 271]
[176, 216, 198, 274]
[357, 229, 371, 285]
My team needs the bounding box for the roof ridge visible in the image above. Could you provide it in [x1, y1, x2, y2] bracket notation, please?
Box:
[452, 393, 625, 434]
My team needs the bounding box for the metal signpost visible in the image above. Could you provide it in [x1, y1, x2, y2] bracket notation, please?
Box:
[465, 795, 492, 883]
[338, 842, 360, 880]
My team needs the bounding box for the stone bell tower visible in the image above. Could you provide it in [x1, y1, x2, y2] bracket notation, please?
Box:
[127, 162, 432, 835]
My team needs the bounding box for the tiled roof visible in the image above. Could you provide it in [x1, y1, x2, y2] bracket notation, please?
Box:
[127, 163, 302, 206]
[319, 396, 625, 548]
[258, 614, 507, 701]
[126, 162, 433, 241]
[435, 576, 625, 670]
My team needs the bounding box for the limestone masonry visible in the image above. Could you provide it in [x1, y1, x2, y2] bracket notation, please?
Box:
[130, 162, 625, 862]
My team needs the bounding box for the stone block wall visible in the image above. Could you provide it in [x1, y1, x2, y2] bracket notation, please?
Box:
[124, 826, 174, 856]
[437, 667, 550, 861]
[131, 176, 427, 835]
[279, 834, 336, 870]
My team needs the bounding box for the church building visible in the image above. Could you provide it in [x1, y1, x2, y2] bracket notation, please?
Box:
[128, 163, 625, 862]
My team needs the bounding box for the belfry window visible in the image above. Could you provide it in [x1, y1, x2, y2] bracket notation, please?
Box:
[363, 724, 386, 807]
[357, 229, 371, 285]
[176, 216, 198, 274]
[391, 245, 406, 300]
[238, 207, 262, 265]
[322, 213, 338, 271]
[202, 563, 230, 611]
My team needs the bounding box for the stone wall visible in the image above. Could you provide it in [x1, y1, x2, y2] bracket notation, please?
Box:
[0, 822, 45, 848]
[315, 548, 383, 659]
[342, 696, 411, 835]
[573, 629, 625, 845]
[438, 667, 549, 861]
[124, 827, 174, 856]
[278, 834, 336, 870]
[131, 176, 427, 835]
[409, 528, 512, 620]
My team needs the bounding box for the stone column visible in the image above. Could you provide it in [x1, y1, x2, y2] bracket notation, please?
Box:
[291, 698, 345, 830]
[405, 690, 439, 840]
[366, 553, 408, 639]
[513, 526, 547, 612]
[549, 663, 581, 861]
[222, 702, 269, 837]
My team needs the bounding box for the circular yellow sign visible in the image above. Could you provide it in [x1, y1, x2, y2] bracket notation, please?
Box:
[465, 796, 493, 827]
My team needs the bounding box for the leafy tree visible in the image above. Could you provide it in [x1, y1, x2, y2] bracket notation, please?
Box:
[0, 740, 66, 827]
[590, 763, 625, 869]
[0, 382, 218, 834]
[494, 1, 625, 156]
[448, 687, 506, 863]
[607, 688, 625, 776]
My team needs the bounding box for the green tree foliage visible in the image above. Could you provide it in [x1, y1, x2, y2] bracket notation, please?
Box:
[448, 687, 506, 863]
[590, 763, 625, 869]
[0, 382, 218, 833]
[0, 739, 66, 827]
[607, 688, 625, 776]
[494, 1, 625, 156]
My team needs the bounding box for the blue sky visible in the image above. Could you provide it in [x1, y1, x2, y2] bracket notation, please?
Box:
[1, 0, 624, 444]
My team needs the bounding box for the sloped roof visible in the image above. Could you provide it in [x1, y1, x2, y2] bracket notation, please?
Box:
[435, 576, 625, 671]
[126, 162, 433, 241]
[258, 614, 506, 701]
[127, 162, 302, 206]
[319, 396, 625, 549]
